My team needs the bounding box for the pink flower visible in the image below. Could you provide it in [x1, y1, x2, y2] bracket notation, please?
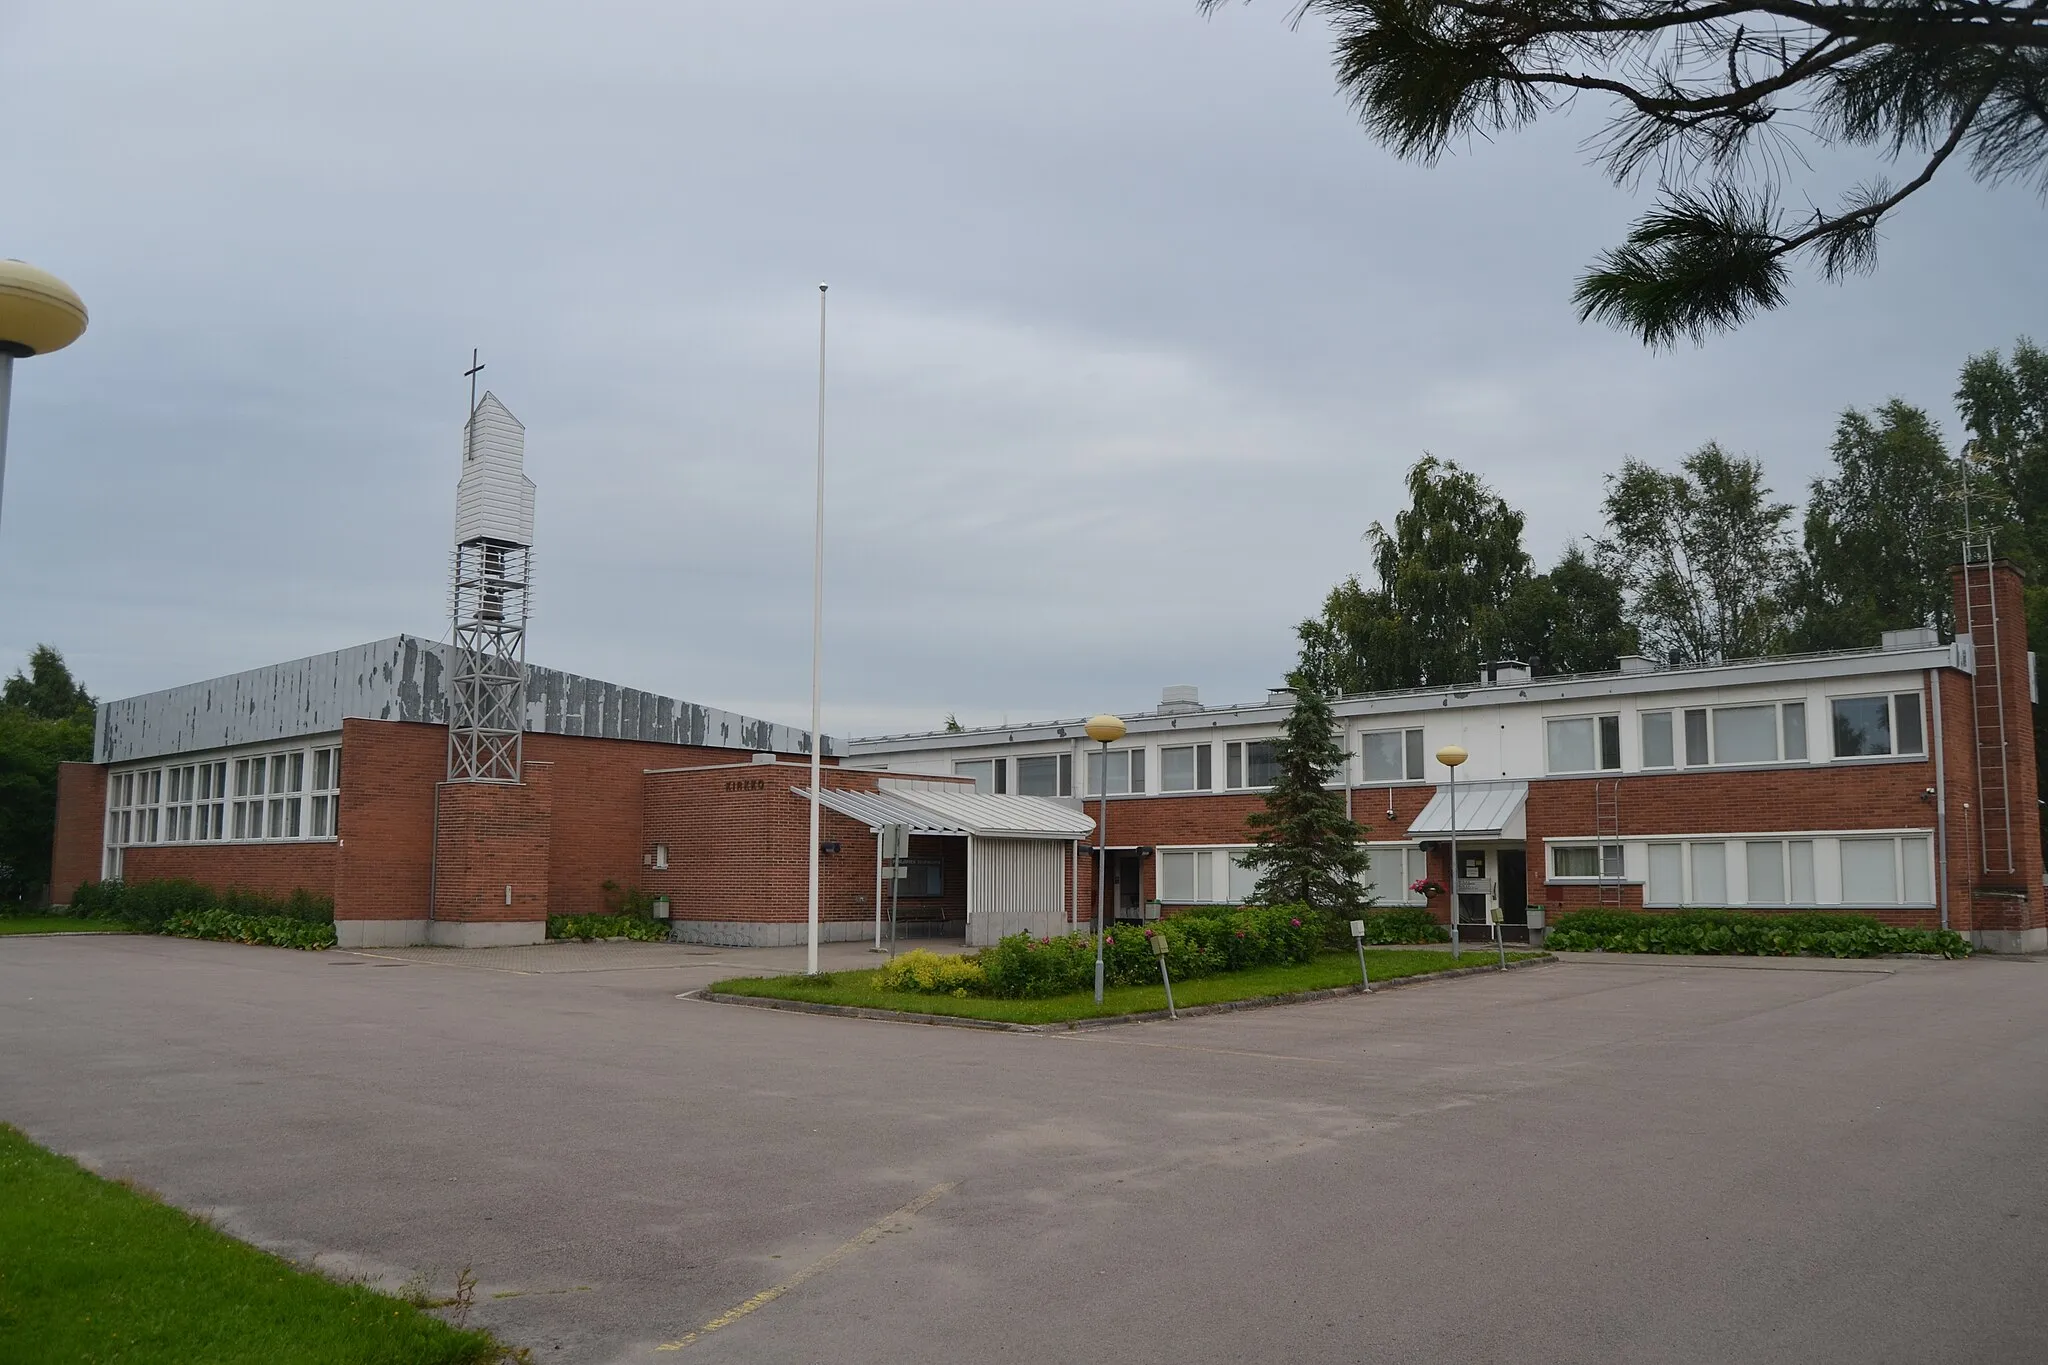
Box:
[1290, 918, 1301, 927]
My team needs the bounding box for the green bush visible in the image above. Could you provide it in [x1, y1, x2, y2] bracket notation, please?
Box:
[979, 906, 1323, 998]
[161, 909, 337, 950]
[1353, 906, 1452, 945]
[67, 879, 334, 930]
[875, 949, 986, 996]
[1547, 908, 1970, 959]
[546, 912, 669, 942]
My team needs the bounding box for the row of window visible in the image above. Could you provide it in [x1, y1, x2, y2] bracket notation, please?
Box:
[1152, 834, 1936, 909]
[1553, 693, 1923, 773]
[1545, 835, 1934, 906]
[106, 746, 342, 849]
[958, 691, 1930, 796]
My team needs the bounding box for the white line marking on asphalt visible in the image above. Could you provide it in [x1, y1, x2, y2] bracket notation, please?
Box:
[655, 1181, 957, 1352]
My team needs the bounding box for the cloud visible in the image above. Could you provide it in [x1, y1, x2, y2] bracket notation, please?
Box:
[1, 0, 2042, 737]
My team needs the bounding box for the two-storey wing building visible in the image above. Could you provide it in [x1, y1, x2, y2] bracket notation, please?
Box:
[846, 561, 2045, 954]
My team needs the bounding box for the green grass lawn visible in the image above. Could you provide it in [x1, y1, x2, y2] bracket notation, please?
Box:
[709, 948, 1544, 1025]
[0, 916, 128, 935]
[0, 1124, 511, 1365]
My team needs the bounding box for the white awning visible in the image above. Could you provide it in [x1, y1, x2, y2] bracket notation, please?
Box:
[1408, 780, 1528, 840]
[794, 787, 1094, 840]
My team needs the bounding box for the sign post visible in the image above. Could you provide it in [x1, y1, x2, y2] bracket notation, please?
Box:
[881, 822, 910, 958]
[1149, 930, 1176, 1019]
[1487, 898, 1507, 970]
[1350, 918, 1370, 988]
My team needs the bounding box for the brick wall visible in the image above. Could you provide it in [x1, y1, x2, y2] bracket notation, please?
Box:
[1950, 560, 2045, 934]
[432, 763, 553, 923]
[643, 763, 936, 926]
[49, 761, 108, 903]
[330, 719, 823, 922]
[123, 842, 340, 900]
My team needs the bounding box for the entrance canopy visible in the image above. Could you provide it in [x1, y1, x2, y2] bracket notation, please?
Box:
[1408, 780, 1528, 840]
[793, 786, 1095, 840]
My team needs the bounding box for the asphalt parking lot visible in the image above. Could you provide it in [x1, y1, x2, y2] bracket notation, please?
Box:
[4, 935, 2045, 1364]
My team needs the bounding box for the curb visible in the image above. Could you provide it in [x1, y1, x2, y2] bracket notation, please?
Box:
[689, 954, 1558, 1034]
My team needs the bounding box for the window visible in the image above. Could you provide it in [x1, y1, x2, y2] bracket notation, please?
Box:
[1227, 850, 1261, 902]
[1840, 838, 1897, 902]
[1713, 706, 1779, 764]
[1746, 841, 1786, 904]
[1361, 846, 1431, 906]
[1648, 843, 1684, 904]
[1789, 841, 1816, 904]
[1546, 715, 1620, 774]
[309, 747, 341, 836]
[1678, 702, 1809, 766]
[1691, 842, 1728, 903]
[1551, 844, 1623, 879]
[1015, 754, 1071, 798]
[1782, 703, 1808, 761]
[1359, 728, 1425, 783]
[1225, 741, 1277, 789]
[1642, 712, 1674, 769]
[1085, 748, 1145, 796]
[1160, 744, 1212, 793]
[954, 758, 1005, 794]
[1159, 849, 1213, 903]
[897, 858, 944, 897]
[1831, 692, 1926, 759]
[1684, 709, 1709, 765]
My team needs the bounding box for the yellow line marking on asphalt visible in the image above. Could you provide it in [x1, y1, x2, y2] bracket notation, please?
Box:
[655, 1181, 957, 1352]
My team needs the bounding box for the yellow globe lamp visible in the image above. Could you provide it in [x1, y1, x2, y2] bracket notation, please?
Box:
[0, 260, 89, 357]
[1436, 744, 1468, 768]
[1084, 714, 1127, 744]
[1435, 743, 1470, 959]
[0, 259, 89, 534]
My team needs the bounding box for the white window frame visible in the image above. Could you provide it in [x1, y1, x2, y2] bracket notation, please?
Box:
[1014, 753, 1071, 799]
[1159, 743, 1213, 794]
[1155, 846, 1259, 904]
[1085, 748, 1146, 797]
[1642, 833, 1930, 908]
[1827, 691, 1927, 761]
[953, 758, 1006, 795]
[1549, 842, 1624, 881]
[1361, 844, 1432, 906]
[1674, 700, 1811, 768]
[1224, 740, 1278, 790]
[1358, 727, 1425, 784]
[1545, 714, 1621, 775]
[108, 743, 341, 851]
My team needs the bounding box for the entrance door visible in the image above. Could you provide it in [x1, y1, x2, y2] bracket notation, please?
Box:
[1112, 851, 1143, 920]
[1499, 850, 1528, 926]
[1455, 848, 1489, 925]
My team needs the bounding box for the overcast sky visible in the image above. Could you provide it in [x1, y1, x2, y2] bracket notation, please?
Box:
[2, 1, 2042, 740]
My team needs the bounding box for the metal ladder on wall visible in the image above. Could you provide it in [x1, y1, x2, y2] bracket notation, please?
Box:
[1594, 779, 1624, 904]
[1960, 538, 2017, 875]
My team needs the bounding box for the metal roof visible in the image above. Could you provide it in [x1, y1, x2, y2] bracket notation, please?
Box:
[1408, 780, 1528, 840]
[795, 787, 1094, 840]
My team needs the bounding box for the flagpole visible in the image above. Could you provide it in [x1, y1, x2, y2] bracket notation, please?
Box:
[807, 283, 829, 975]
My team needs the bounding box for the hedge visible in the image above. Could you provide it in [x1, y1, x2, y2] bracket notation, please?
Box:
[1175, 902, 1451, 948]
[979, 905, 1324, 998]
[546, 912, 669, 942]
[875, 949, 986, 996]
[67, 879, 333, 931]
[1547, 908, 1971, 959]
[162, 909, 337, 950]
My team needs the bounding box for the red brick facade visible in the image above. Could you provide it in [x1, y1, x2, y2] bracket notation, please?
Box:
[641, 764, 970, 932]
[50, 762, 107, 902]
[123, 842, 340, 900]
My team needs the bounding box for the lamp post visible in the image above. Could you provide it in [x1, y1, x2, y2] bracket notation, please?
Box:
[0, 260, 89, 534]
[1085, 713, 1127, 1004]
[1437, 744, 1468, 961]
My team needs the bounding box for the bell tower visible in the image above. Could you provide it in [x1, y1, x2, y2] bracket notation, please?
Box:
[447, 386, 535, 783]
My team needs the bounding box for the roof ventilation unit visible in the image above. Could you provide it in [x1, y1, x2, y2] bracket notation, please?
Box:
[1158, 685, 1202, 714]
[1617, 655, 1657, 674]
[1881, 627, 1940, 651]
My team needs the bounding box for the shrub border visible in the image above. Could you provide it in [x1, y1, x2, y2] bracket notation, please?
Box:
[689, 953, 1557, 1033]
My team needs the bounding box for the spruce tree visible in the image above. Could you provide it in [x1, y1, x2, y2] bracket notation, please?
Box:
[1239, 671, 1369, 919]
